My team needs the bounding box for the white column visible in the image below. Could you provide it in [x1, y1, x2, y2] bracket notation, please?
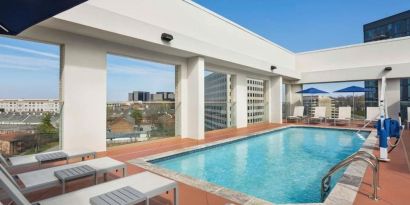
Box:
[385, 78, 401, 120]
[61, 42, 107, 152]
[290, 84, 303, 107]
[269, 76, 283, 123]
[183, 57, 205, 139]
[232, 73, 248, 128]
[175, 64, 187, 137]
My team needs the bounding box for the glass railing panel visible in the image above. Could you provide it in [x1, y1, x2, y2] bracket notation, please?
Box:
[106, 102, 175, 146]
[204, 101, 235, 131]
[0, 102, 62, 157]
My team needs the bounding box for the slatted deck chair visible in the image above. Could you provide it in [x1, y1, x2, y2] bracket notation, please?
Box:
[286, 106, 305, 123]
[334, 107, 352, 126]
[1, 149, 96, 169]
[308, 107, 327, 124]
[0, 157, 127, 195]
[0, 170, 178, 205]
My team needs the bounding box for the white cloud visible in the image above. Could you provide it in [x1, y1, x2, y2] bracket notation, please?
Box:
[0, 44, 59, 59]
[0, 54, 59, 72]
[107, 63, 174, 77]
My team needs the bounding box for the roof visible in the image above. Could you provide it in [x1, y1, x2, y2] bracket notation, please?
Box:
[0, 133, 34, 142]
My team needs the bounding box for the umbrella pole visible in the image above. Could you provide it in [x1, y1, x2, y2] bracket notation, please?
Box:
[352, 92, 355, 120]
[311, 95, 313, 116]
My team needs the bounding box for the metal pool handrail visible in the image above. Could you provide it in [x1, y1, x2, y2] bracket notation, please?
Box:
[321, 152, 379, 202]
[329, 151, 379, 182]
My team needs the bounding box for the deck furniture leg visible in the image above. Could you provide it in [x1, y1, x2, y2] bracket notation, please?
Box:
[174, 187, 179, 205]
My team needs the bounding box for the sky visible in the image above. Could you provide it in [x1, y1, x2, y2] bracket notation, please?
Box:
[194, 0, 410, 52]
[1, 1, 409, 101]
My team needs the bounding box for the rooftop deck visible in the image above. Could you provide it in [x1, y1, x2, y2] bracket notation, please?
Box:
[5, 122, 410, 205]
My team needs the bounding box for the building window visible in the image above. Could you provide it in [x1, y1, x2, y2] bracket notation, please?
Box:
[204, 71, 233, 131]
[247, 78, 265, 124]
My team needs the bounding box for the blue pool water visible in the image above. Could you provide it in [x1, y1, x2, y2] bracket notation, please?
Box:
[153, 127, 369, 204]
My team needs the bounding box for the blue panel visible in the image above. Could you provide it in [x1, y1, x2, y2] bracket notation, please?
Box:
[0, 0, 88, 35]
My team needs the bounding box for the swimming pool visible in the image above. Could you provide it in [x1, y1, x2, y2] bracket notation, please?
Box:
[152, 127, 370, 204]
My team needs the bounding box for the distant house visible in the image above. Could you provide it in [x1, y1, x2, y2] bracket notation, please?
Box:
[0, 133, 35, 156]
[108, 117, 135, 133]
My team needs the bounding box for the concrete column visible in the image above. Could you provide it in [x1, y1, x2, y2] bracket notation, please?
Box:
[385, 78, 401, 120]
[184, 57, 205, 139]
[232, 73, 248, 128]
[61, 42, 106, 152]
[290, 84, 303, 107]
[174, 65, 187, 137]
[269, 76, 283, 123]
[289, 84, 303, 116]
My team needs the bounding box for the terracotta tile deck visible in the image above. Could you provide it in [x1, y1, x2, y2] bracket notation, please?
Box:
[4, 122, 410, 205]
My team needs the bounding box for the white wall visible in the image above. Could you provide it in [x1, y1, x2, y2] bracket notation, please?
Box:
[384, 79, 401, 120]
[232, 73, 248, 128]
[296, 37, 410, 83]
[38, 0, 297, 79]
[185, 57, 205, 139]
[61, 41, 106, 152]
[269, 76, 283, 123]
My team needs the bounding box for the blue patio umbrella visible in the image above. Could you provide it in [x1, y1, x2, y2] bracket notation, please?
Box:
[296, 88, 328, 115]
[0, 0, 88, 35]
[334, 86, 373, 118]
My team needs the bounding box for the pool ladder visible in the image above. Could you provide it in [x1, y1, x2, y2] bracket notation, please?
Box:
[321, 151, 379, 202]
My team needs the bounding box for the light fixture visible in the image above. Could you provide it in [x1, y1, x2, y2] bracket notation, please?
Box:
[161, 33, 173, 42]
[270, 66, 277, 72]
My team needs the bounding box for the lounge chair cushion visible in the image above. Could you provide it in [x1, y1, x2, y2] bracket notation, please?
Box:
[17, 157, 124, 190]
[37, 172, 177, 205]
[90, 186, 146, 205]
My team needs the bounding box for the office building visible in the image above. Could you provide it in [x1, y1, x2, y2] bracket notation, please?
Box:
[204, 72, 232, 131]
[364, 10, 410, 42]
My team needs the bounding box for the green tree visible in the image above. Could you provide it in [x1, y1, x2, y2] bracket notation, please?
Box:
[131, 109, 143, 128]
[37, 113, 57, 134]
[34, 113, 58, 152]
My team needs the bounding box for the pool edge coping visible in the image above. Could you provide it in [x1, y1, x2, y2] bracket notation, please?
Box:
[128, 125, 377, 205]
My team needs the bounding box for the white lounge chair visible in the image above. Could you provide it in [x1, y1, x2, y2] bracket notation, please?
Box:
[0, 170, 178, 205]
[407, 107, 410, 129]
[286, 106, 305, 123]
[1, 149, 96, 169]
[0, 157, 126, 194]
[308, 107, 327, 124]
[364, 107, 380, 124]
[333, 107, 351, 126]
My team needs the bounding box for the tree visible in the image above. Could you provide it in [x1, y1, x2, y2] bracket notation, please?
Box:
[35, 113, 57, 152]
[131, 109, 143, 128]
[37, 113, 57, 134]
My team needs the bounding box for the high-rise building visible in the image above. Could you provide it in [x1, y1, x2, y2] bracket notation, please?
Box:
[364, 10, 410, 42]
[364, 80, 379, 107]
[204, 73, 232, 131]
[128, 91, 150, 101]
[302, 96, 336, 118]
[156, 92, 175, 101]
[247, 78, 265, 124]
